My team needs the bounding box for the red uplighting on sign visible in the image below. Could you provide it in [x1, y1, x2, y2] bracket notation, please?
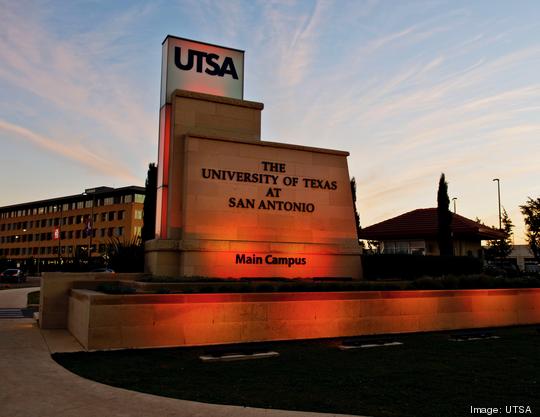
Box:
[156, 103, 171, 239]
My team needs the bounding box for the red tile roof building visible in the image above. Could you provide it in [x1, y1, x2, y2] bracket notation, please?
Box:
[359, 208, 504, 256]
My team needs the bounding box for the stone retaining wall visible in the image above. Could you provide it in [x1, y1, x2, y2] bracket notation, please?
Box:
[67, 288, 540, 350]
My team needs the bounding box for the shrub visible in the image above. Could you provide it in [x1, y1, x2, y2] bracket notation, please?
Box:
[96, 284, 137, 294]
[405, 274, 540, 290]
[105, 237, 144, 272]
[362, 254, 483, 280]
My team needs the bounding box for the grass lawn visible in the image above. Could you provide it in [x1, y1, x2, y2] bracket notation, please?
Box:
[54, 326, 540, 417]
[27, 290, 40, 306]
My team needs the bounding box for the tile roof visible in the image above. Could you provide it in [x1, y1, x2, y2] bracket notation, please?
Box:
[359, 208, 505, 240]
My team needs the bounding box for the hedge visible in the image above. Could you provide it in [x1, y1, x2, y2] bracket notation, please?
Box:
[362, 254, 483, 280]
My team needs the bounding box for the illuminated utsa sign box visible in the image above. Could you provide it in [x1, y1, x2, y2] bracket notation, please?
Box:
[160, 35, 244, 105]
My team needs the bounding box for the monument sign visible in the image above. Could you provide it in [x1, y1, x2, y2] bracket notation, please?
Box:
[147, 35, 362, 279]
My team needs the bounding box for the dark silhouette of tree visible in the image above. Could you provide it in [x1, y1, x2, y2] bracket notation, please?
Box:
[520, 197, 540, 262]
[485, 208, 514, 260]
[350, 177, 361, 243]
[142, 163, 157, 242]
[437, 173, 453, 256]
[106, 236, 144, 272]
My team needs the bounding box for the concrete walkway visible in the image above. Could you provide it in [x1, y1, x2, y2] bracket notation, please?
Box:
[0, 289, 360, 417]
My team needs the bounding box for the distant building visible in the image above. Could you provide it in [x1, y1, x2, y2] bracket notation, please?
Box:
[359, 208, 505, 257]
[0, 186, 145, 269]
[505, 244, 539, 272]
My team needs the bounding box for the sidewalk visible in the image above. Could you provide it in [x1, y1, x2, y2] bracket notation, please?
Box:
[0, 288, 360, 417]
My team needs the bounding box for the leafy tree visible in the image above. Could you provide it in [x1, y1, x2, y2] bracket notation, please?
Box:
[520, 197, 540, 262]
[350, 177, 361, 243]
[485, 208, 514, 260]
[142, 163, 157, 242]
[437, 173, 453, 256]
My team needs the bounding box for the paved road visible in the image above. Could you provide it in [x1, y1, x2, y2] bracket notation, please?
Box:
[0, 288, 360, 417]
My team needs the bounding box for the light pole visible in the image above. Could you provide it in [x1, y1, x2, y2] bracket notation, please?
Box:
[54, 205, 63, 266]
[492, 178, 501, 230]
[14, 235, 20, 268]
[452, 197, 457, 214]
[22, 228, 29, 271]
[82, 191, 95, 262]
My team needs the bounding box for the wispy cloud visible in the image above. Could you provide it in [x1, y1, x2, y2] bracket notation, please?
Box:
[0, 3, 156, 167]
[0, 119, 138, 182]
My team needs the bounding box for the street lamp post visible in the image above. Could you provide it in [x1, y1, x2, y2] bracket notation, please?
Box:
[58, 205, 63, 266]
[82, 191, 96, 263]
[492, 178, 502, 230]
[89, 198, 94, 261]
[22, 228, 28, 271]
[14, 235, 20, 268]
[452, 197, 457, 214]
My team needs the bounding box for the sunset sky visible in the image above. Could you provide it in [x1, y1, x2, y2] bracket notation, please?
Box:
[1, 0, 539, 243]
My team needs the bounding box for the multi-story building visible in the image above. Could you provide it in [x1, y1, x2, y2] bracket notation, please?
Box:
[0, 186, 145, 270]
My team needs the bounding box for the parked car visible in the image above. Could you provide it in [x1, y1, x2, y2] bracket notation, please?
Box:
[0, 269, 26, 283]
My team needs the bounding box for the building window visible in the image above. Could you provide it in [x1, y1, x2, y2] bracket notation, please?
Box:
[134, 226, 142, 237]
[77, 201, 84, 209]
[135, 194, 145, 203]
[101, 213, 107, 222]
[383, 240, 425, 255]
[117, 210, 125, 220]
[104, 197, 114, 205]
[108, 211, 115, 221]
[134, 210, 143, 220]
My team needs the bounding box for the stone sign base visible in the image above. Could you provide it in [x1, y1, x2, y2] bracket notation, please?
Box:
[148, 90, 363, 280]
[145, 238, 362, 279]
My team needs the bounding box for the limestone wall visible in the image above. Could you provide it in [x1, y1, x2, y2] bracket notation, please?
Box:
[39, 272, 144, 329]
[67, 288, 540, 350]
